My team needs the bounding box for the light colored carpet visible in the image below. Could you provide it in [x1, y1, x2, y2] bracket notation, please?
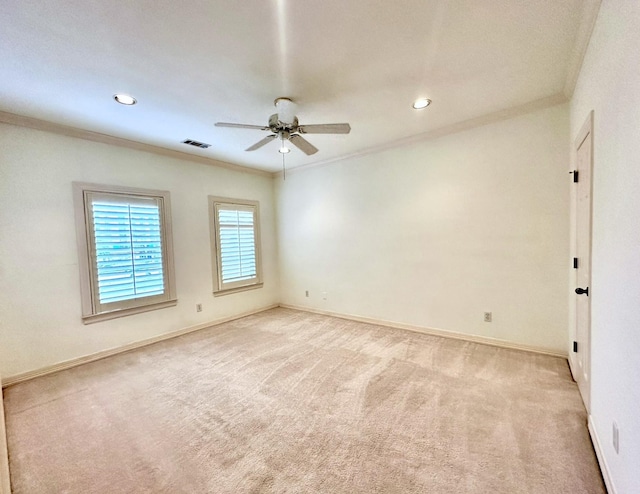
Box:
[4, 308, 604, 493]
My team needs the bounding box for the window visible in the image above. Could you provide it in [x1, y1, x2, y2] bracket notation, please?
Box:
[73, 183, 177, 323]
[209, 196, 263, 295]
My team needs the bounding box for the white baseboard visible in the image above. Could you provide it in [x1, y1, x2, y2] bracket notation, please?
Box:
[0, 302, 582, 494]
[1, 304, 279, 388]
[568, 354, 578, 382]
[588, 415, 616, 494]
[2, 302, 567, 388]
[279, 304, 568, 358]
[0, 375, 11, 494]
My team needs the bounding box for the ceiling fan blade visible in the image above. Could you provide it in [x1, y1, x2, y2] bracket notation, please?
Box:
[289, 134, 319, 155]
[215, 122, 269, 131]
[245, 134, 277, 151]
[298, 123, 351, 134]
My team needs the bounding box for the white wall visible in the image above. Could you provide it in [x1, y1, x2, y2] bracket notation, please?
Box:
[277, 104, 570, 353]
[570, 0, 640, 492]
[0, 123, 279, 378]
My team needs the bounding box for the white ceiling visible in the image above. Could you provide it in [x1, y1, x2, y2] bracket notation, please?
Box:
[0, 0, 599, 173]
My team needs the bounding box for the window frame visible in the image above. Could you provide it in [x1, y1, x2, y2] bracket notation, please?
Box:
[208, 196, 263, 296]
[73, 182, 177, 324]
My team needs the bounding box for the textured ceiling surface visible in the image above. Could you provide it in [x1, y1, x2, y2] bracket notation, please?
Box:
[0, 0, 599, 172]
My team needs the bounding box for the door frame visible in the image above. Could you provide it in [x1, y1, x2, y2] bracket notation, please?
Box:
[569, 110, 594, 413]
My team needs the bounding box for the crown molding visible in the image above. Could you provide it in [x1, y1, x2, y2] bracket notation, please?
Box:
[0, 111, 272, 178]
[563, 0, 602, 98]
[278, 92, 568, 178]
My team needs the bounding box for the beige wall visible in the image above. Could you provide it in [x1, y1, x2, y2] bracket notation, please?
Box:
[570, 0, 640, 491]
[0, 123, 280, 377]
[276, 104, 570, 353]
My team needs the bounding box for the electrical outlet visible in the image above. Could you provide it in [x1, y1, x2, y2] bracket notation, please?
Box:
[613, 421, 619, 454]
[305, 290, 309, 297]
[322, 291, 327, 301]
[196, 303, 203, 312]
[484, 312, 492, 322]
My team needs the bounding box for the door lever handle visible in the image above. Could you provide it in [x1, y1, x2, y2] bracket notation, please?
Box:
[575, 287, 589, 296]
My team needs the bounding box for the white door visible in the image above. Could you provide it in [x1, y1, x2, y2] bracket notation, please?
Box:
[571, 111, 593, 412]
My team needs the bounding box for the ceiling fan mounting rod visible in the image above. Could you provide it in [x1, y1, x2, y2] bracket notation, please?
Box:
[274, 96, 293, 106]
[274, 97, 296, 125]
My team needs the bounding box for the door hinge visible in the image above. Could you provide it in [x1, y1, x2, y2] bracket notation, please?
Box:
[573, 341, 578, 353]
[570, 170, 579, 182]
[573, 257, 578, 269]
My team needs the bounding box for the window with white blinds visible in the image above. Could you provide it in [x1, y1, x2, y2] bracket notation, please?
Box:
[74, 183, 177, 323]
[209, 197, 263, 294]
[90, 195, 165, 304]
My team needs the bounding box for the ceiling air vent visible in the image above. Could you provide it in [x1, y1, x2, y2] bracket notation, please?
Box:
[182, 139, 211, 149]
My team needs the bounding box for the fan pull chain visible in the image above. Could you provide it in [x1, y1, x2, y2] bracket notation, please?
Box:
[282, 152, 286, 180]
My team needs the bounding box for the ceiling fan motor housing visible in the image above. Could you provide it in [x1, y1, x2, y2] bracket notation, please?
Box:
[269, 113, 299, 135]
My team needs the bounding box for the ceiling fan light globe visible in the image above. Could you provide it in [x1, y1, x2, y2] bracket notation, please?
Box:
[279, 146, 291, 154]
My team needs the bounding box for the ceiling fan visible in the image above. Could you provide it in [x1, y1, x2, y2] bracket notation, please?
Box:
[215, 97, 351, 156]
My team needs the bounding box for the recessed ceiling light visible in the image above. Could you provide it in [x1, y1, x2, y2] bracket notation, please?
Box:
[113, 94, 137, 105]
[279, 146, 291, 154]
[412, 98, 432, 110]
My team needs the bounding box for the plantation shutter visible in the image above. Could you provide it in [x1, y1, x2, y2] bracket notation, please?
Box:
[215, 203, 258, 288]
[86, 192, 166, 308]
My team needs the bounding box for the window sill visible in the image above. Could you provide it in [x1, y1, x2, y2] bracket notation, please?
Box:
[213, 283, 263, 297]
[82, 299, 178, 325]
